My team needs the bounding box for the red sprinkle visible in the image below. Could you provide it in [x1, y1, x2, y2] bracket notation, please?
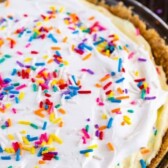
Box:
[78, 90, 91, 94]
[134, 78, 146, 82]
[103, 82, 112, 90]
[31, 51, 39, 54]
[99, 131, 104, 140]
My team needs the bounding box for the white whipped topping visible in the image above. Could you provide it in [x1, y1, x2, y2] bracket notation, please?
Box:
[0, 0, 167, 168]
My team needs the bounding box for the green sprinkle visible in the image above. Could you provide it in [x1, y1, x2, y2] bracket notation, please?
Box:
[85, 125, 89, 132]
[13, 83, 20, 86]
[31, 66, 36, 71]
[30, 123, 38, 129]
[82, 28, 90, 33]
[4, 54, 12, 58]
[43, 90, 48, 94]
[118, 46, 122, 50]
[0, 58, 5, 64]
[127, 109, 134, 113]
[154, 130, 158, 136]
[55, 104, 61, 109]
[141, 90, 146, 99]
[59, 64, 64, 67]
[1, 125, 6, 129]
[54, 155, 60, 160]
[8, 166, 13, 168]
[53, 86, 58, 92]
[32, 84, 38, 92]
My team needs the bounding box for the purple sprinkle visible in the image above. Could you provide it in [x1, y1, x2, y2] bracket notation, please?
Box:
[125, 89, 128, 94]
[86, 118, 90, 122]
[138, 58, 147, 62]
[95, 124, 99, 128]
[95, 130, 99, 137]
[87, 69, 94, 75]
[156, 9, 163, 14]
[10, 95, 15, 98]
[16, 61, 24, 67]
[25, 65, 31, 68]
[145, 96, 156, 100]
[93, 33, 97, 41]
[48, 152, 58, 155]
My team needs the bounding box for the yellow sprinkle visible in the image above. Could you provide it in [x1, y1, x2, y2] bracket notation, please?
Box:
[51, 134, 63, 144]
[49, 113, 56, 122]
[85, 153, 90, 157]
[63, 60, 69, 66]
[134, 71, 139, 77]
[101, 113, 107, 120]
[34, 166, 39, 168]
[20, 130, 27, 134]
[59, 7, 65, 13]
[53, 118, 62, 124]
[143, 82, 148, 89]
[5, 103, 11, 109]
[36, 22, 42, 26]
[22, 137, 30, 145]
[123, 115, 131, 125]
[88, 144, 98, 149]
[4, 148, 15, 154]
[18, 92, 25, 100]
[24, 57, 32, 63]
[47, 136, 53, 145]
[18, 121, 31, 125]
[30, 147, 36, 154]
[50, 6, 56, 11]
[7, 134, 15, 140]
[41, 141, 47, 147]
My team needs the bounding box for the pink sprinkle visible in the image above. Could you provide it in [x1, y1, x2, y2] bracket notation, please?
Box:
[16, 84, 27, 90]
[130, 101, 137, 105]
[136, 28, 140, 36]
[81, 128, 90, 139]
[82, 136, 86, 144]
[98, 102, 104, 106]
[96, 98, 100, 103]
[146, 87, 150, 94]
[25, 43, 31, 48]
[38, 68, 46, 75]
[12, 108, 17, 114]
[128, 52, 135, 59]
[16, 51, 23, 55]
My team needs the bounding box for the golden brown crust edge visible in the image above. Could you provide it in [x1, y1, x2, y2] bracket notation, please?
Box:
[87, 0, 168, 168]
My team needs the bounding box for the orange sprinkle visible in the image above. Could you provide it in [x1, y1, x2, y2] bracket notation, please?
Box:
[140, 148, 150, 155]
[77, 80, 81, 86]
[107, 142, 114, 151]
[58, 108, 66, 115]
[5, 0, 10, 7]
[98, 125, 107, 131]
[116, 96, 129, 100]
[62, 36, 68, 43]
[0, 39, 4, 47]
[111, 108, 120, 113]
[56, 29, 61, 34]
[123, 46, 129, 53]
[88, 16, 95, 20]
[59, 121, 64, 127]
[0, 108, 5, 113]
[117, 87, 123, 94]
[82, 53, 92, 61]
[100, 74, 111, 82]
[34, 108, 45, 118]
[39, 160, 46, 164]
[121, 121, 125, 126]
[95, 83, 102, 88]
[47, 59, 54, 64]
[7, 119, 12, 127]
[51, 46, 61, 50]
[72, 44, 75, 51]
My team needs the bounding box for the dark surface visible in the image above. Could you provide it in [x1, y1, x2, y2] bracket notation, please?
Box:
[137, 0, 168, 24]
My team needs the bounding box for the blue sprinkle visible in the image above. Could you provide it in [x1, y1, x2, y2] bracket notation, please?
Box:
[16, 149, 20, 161]
[108, 98, 121, 103]
[15, 97, 19, 104]
[115, 77, 125, 83]
[42, 121, 47, 130]
[48, 33, 57, 43]
[4, 86, 14, 91]
[118, 58, 122, 72]
[111, 72, 116, 76]
[72, 30, 79, 34]
[83, 44, 93, 51]
[35, 62, 45, 66]
[80, 149, 93, 154]
[69, 86, 80, 90]
[1, 156, 11, 160]
[9, 91, 19, 94]
[72, 75, 77, 85]
[65, 96, 71, 99]
[140, 159, 146, 168]
[11, 69, 17, 76]
[4, 78, 12, 84]
[0, 146, 3, 153]
[107, 117, 113, 129]
[37, 147, 44, 157]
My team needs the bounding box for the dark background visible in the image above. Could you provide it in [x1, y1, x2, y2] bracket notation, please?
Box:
[137, 0, 168, 23]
